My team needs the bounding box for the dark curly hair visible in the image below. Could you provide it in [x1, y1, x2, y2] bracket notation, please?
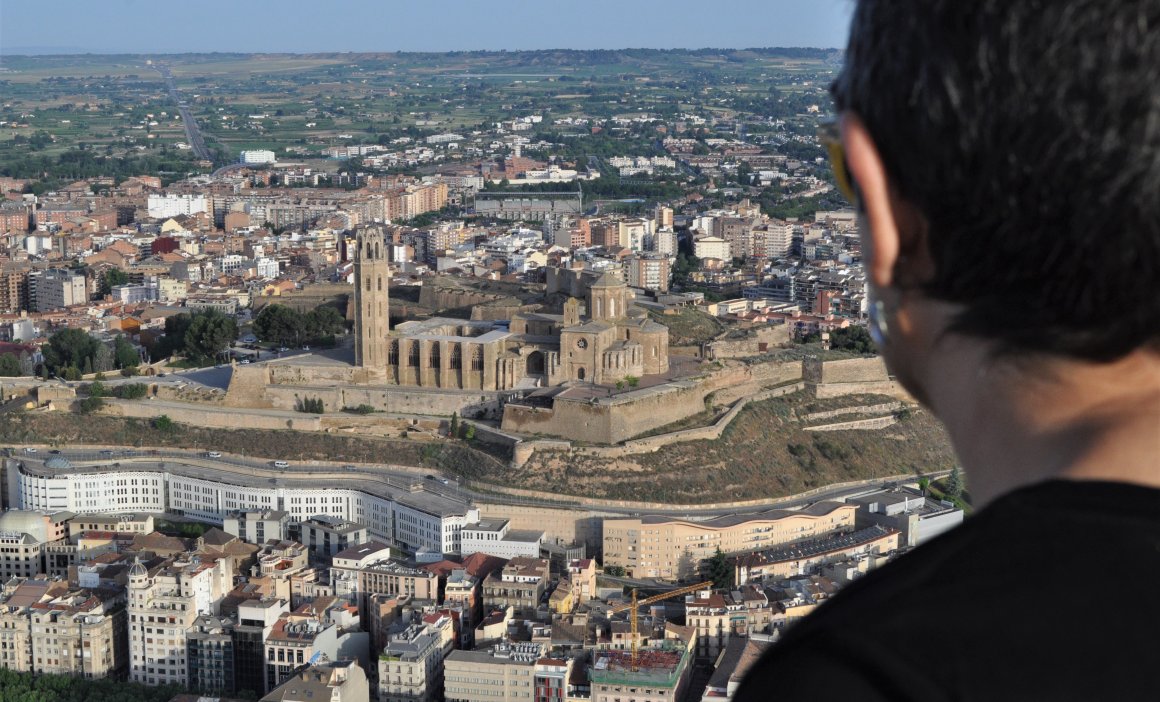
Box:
[833, 0, 1160, 361]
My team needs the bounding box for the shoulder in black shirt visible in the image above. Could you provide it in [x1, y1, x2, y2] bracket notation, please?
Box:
[733, 480, 1160, 702]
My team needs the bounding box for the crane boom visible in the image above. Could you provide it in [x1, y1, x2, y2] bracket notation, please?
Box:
[607, 581, 714, 670]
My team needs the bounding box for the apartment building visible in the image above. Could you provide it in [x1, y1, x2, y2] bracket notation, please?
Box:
[186, 614, 236, 695]
[378, 622, 447, 702]
[224, 509, 291, 544]
[263, 600, 369, 694]
[235, 597, 290, 696]
[461, 519, 544, 560]
[684, 586, 773, 659]
[603, 503, 857, 580]
[626, 253, 672, 292]
[127, 555, 234, 687]
[482, 558, 549, 620]
[0, 510, 74, 581]
[734, 525, 900, 585]
[262, 660, 369, 702]
[445, 642, 544, 702]
[300, 516, 369, 558]
[29, 268, 87, 311]
[19, 584, 127, 677]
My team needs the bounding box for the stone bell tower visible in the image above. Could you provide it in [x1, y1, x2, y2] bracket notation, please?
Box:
[354, 225, 390, 368]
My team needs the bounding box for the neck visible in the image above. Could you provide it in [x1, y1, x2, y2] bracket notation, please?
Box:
[924, 345, 1160, 508]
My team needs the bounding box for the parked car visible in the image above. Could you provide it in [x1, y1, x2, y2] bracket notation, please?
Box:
[22, 447, 36, 453]
[273, 460, 289, 469]
[206, 451, 222, 458]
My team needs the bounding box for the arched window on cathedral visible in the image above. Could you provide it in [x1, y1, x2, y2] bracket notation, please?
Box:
[365, 277, 371, 291]
[470, 347, 483, 371]
[407, 343, 420, 367]
[609, 299, 616, 317]
[450, 345, 462, 369]
[430, 344, 441, 367]
[377, 276, 382, 292]
[388, 341, 399, 365]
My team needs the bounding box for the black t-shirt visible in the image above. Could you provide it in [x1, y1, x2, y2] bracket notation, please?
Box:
[734, 480, 1160, 701]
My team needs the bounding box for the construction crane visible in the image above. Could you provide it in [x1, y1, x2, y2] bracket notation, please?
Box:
[607, 581, 714, 670]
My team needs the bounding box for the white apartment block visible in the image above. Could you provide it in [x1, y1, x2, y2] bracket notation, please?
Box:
[240, 150, 277, 165]
[694, 236, 731, 262]
[15, 461, 479, 557]
[460, 519, 544, 560]
[147, 194, 208, 219]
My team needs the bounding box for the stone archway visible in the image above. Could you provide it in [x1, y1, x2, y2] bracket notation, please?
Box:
[577, 367, 586, 381]
[527, 350, 546, 376]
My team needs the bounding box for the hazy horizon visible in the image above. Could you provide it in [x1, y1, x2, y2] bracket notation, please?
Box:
[1, 0, 852, 55]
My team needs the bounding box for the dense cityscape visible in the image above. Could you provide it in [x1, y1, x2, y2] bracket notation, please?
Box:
[0, 44, 962, 702]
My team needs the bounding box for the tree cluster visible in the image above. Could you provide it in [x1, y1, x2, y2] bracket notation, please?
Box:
[149, 310, 237, 363]
[40, 330, 140, 379]
[0, 668, 184, 702]
[253, 304, 346, 347]
[295, 397, 325, 413]
[828, 326, 877, 355]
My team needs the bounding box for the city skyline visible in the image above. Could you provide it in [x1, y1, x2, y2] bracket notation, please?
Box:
[0, 0, 853, 55]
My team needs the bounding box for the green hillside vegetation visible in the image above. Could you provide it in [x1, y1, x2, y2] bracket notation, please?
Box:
[514, 392, 955, 502]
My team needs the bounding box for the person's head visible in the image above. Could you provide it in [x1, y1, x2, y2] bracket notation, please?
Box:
[831, 0, 1160, 397]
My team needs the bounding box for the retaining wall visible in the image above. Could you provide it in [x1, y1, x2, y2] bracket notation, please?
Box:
[804, 416, 899, 432]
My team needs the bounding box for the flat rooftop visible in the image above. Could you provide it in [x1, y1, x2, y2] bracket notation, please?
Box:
[19, 458, 475, 519]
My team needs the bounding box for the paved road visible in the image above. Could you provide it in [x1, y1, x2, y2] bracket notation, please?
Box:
[153, 63, 212, 161]
[10, 439, 935, 519]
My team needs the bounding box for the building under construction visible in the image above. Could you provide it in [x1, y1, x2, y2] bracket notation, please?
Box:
[589, 645, 693, 702]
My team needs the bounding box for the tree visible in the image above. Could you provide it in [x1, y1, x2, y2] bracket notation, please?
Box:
[78, 396, 105, 414]
[0, 353, 21, 377]
[116, 383, 149, 400]
[945, 465, 965, 501]
[150, 312, 193, 359]
[113, 335, 139, 370]
[184, 310, 238, 362]
[829, 325, 876, 354]
[704, 546, 733, 589]
[92, 341, 114, 373]
[464, 424, 475, 441]
[87, 380, 107, 398]
[449, 412, 459, 438]
[153, 415, 175, 431]
[42, 328, 100, 376]
[97, 267, 129, 297]
[304, 304, 346, 339]
[254, 304, 305, 346]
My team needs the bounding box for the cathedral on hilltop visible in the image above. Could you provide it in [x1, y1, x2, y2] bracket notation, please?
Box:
[353, 225, 670, 392]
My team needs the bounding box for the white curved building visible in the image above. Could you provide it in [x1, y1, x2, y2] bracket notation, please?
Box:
[10, 458, 478, 556]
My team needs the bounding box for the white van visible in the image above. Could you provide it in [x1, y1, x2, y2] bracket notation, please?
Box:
[273, 460, 289, 469]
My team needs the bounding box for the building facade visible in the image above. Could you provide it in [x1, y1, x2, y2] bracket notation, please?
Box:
[603, 503, 858, 580]
[351, 225, 669, 390]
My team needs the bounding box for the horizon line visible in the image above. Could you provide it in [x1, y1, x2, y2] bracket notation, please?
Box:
[0, 46, 843, 59]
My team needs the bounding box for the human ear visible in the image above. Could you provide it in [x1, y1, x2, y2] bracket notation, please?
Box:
[841, 113, 935, 290]
[841, 113, 901, 288]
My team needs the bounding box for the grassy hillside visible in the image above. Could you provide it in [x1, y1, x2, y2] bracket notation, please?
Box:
[513, 392, 956, 502]
[0, 390, 955, 505]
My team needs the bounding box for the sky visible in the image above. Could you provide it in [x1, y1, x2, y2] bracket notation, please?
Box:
[0, 0, 853, 55]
